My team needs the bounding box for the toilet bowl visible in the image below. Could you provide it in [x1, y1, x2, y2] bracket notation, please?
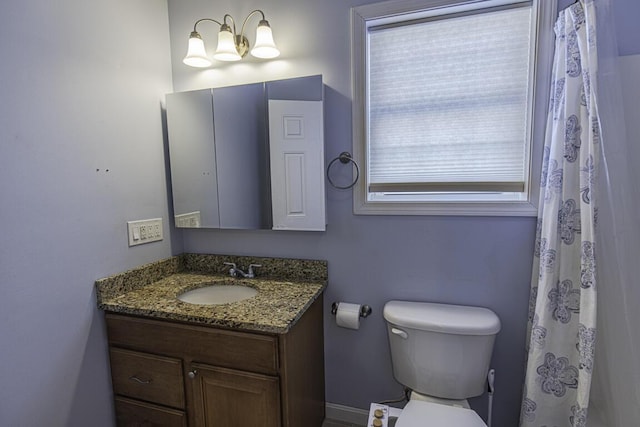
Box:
[409, 390, 470, 408]
[395, 400, 486, 427]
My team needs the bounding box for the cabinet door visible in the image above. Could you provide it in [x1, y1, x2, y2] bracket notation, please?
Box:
[189, 364, 281, 427]
[166, 89, 220, 228]
[269, 100, 325, 231]
[212, 83, 271, 229]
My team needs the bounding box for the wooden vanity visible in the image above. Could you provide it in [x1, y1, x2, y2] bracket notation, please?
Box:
[96, 254, 327, 427]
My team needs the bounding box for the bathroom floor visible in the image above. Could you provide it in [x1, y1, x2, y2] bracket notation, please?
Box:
[323, 418, 397, 427]
[322, 420, 363, 427]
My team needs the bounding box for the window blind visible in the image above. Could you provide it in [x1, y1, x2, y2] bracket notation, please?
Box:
[367, 4, 533, 193]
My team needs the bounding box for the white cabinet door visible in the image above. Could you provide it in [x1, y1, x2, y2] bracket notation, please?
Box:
[268, 100, 325, 231]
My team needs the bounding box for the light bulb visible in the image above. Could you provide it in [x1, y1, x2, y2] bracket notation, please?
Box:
[213, 26, 242, 61]
[183, 31, 212, 68]
[251, 20, 280, 59]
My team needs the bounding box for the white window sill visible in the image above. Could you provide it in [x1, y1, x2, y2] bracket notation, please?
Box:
[353, 200, 538, 216]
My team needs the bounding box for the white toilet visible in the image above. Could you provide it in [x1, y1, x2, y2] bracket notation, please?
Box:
[383, 300, 501, 427]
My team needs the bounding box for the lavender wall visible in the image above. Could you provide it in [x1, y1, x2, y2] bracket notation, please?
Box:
[558, 0, 640, 56]
[166, 1, 640, 426]
[0, 0, 635, 426]
[0, 1, 176, 425]
[608, 0, 640, 55]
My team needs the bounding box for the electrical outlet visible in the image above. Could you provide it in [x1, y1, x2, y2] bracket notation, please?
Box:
[127, 218, 163, 246]
[174, 211, 201, 228]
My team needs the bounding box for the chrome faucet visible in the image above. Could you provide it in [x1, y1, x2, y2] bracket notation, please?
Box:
[223, 262, 262, 278]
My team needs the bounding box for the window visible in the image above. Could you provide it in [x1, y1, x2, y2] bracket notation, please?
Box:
[351, 0, 556, 215]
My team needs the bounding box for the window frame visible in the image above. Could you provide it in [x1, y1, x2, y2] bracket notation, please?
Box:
[351, 0, 557, 216]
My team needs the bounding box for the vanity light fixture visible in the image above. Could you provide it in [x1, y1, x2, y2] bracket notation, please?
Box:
[183, 9, 280, 68]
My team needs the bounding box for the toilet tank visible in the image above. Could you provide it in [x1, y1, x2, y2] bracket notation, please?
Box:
[383, 300, 501, 399]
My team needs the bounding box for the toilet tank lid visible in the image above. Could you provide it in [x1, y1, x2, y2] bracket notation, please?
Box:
[383, 301, 501, 335]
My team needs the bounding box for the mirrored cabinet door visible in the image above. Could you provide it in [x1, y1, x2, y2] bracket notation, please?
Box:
[212, 83, 271, 229]
[166, 89, 220, 228]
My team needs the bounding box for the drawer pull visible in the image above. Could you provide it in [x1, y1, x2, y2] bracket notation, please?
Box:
[188, 370, 197, 379]
[129, 375, 152, 384]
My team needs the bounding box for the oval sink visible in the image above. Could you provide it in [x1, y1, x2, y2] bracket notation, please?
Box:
[177, 284, 258, 305]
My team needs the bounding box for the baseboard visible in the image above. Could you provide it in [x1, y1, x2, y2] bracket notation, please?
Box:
[325, 403, 370, 425]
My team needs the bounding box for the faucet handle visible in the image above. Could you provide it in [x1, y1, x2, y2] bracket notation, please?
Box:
[223, 262, 237, 277]
[248, 264, 262, 277]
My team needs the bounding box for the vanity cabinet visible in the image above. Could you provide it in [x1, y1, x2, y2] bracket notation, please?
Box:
[104, 297, 324, 427]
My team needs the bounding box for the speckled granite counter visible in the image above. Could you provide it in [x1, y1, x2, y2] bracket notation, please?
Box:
[96, 254, 327, 334]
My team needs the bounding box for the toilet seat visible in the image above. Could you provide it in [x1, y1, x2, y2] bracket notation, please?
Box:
[395, 400, 487, 427]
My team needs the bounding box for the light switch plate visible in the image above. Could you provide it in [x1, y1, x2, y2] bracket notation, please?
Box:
[127, 218, 163, 246]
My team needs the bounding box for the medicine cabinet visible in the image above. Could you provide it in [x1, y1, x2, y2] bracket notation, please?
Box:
[166, 75, 325, 231]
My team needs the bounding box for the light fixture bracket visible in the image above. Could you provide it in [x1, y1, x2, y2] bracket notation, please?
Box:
[235, 35, 250, 58]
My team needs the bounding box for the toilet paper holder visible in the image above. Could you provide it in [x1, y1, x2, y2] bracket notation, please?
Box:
[331, 302, 372, 318]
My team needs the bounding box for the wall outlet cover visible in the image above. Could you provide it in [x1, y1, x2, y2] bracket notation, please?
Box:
[127, 218, 163, 246]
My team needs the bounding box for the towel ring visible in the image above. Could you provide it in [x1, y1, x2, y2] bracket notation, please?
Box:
[327, 152, 360, 190]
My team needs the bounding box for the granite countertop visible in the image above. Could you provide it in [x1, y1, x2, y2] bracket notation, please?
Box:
[96, 254, 327, 334]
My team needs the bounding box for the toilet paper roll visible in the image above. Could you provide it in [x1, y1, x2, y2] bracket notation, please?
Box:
[336, 302, 361, 330]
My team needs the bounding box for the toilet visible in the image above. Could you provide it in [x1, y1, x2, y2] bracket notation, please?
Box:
[383, 300, 501, 426]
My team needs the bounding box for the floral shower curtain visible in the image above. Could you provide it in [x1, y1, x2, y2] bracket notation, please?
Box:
[520, 2, 600, 426]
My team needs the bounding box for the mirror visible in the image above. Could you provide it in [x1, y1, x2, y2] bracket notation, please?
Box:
[166, 75, 324, 230]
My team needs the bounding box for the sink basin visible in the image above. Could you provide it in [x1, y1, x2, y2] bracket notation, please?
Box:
[177, 284, 258, 305]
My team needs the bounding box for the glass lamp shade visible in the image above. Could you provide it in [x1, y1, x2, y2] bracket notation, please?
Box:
[213, 28, 242, 61]
[250, 20, 280, 59]
[183, 32, 212, 68]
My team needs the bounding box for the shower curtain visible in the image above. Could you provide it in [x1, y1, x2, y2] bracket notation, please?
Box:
[520, 2, 600, 426]
[584, 0, 640, 425]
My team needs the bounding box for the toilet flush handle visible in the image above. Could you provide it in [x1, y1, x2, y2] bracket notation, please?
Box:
[391, 327, 408, 339]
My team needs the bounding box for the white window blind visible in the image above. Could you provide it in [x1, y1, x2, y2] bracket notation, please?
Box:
[367, 4, 534, 193]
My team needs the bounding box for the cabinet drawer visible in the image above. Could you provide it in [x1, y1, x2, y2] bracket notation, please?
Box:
[106, 314, 279, 375]
[110, 348, 185, 409]
[115, 396, 186, 427]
